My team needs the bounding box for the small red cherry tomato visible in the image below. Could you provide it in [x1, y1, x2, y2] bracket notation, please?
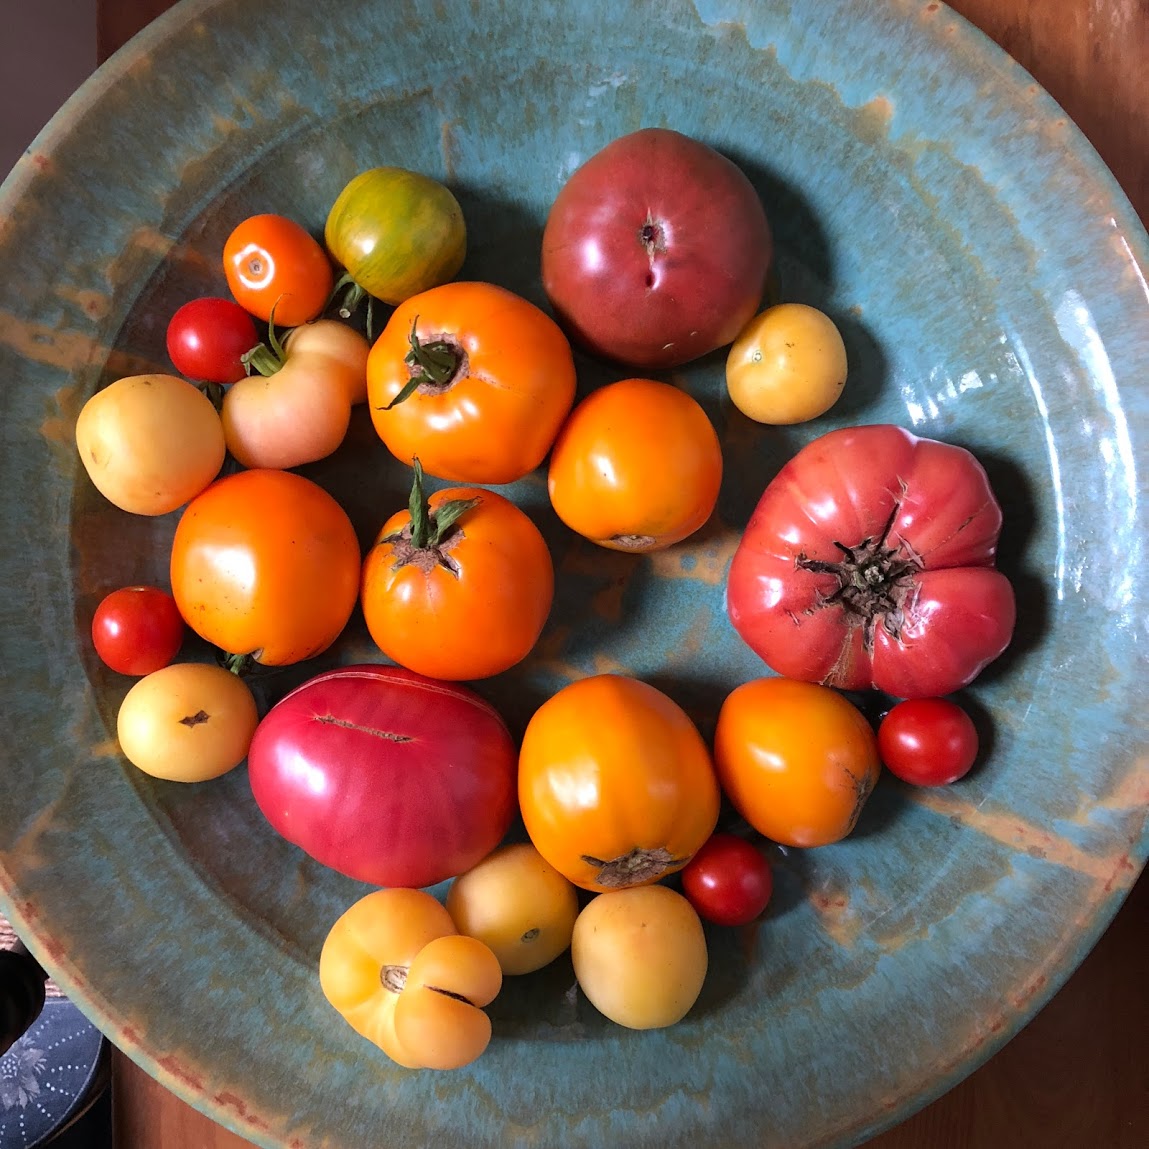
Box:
[166, 297, 260, 384]
[679, 833, 773, 927]
[223, 214, 334, 327]
[877, 698, 979, 786]
[91, 586, 186, 676]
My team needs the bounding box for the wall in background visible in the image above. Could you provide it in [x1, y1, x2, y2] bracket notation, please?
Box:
[0, 0, 97, 178]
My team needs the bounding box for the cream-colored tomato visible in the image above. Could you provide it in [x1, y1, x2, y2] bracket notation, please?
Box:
[571, 884, 708, 1029]
[446, 843, 580, 975]
[116, 662, 258, 782]
[75, 374, 225, 516]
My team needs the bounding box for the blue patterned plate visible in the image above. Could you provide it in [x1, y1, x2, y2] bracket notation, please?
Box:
[0, 1, 1146, 1146]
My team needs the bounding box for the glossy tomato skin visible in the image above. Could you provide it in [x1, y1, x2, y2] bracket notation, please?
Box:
[547, 377, 723, 552]
[220, 319, 369, 470]
[325, 167, 466, 305]
[727, 424, 1016, 699]
[361, 485, 554, 681]
[541, 128, 772, 369]
[714, 677, 882, 848]
[91, 586, 185, 676]
[169, 469, 360, 666]
[248, 665, 518, 888]
[680, 834, 773, 927]
[518, 675, 721, 892]
[367, 281, 577, 484]
[223, 214, 334, 327]
[166, 297, 259, 384]
[878, 698, 979, 786]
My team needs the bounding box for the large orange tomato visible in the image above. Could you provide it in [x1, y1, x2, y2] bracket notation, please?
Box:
[518, 675, 720, 892]
[170, 469, 361, 666]
[714, 677, 882, 847]
[547, 377, 723, 552]
[360, 460, 554, 680]
[366, 281, 577, 484]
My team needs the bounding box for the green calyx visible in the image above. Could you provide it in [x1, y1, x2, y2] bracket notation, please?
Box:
[241, 301, 290, 378]
[328, 271, 376, 341]
[382, 317, 462, 411]
[387, 457, 480, 557]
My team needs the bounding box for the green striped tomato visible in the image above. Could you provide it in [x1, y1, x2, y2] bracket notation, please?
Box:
[324, 166, 466, 307]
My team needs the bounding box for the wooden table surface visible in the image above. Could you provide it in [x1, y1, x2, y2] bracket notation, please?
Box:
[94, 1, 1148, 1147]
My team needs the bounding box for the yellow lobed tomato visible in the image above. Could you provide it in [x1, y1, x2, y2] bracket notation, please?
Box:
[220, 320, 369, 470]
[547, 377, 723, 552]
[319, 888, 501, 1071]
[571, 885, 708, 1029]
[75, 374, 225, 516]
[365, 281, 577, 485]
[714, 677, 882, 847]
[725, 303, 847, 424]
[360, 460, 554, 681]
[446, 843, 580, 976]
[518, 675, 720, 892]
[115, 662, 258, 782]
[394, 935, 503, 1070]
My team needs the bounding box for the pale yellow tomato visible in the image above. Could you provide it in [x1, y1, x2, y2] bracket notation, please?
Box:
[725, 303, 847, 424]
[75, 374, 225, 515]
[116, 662, 258, 782]
[571, 885, 707, 1029]
[446, 843, 580, 975]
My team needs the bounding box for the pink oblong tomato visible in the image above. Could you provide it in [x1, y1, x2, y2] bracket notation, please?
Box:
[247, 664, 517, 888]
[726, 424, 1016, 699]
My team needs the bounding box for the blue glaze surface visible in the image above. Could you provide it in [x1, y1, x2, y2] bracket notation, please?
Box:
[0, 0, 1146, 1146]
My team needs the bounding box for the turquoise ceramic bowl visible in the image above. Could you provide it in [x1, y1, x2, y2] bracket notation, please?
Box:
[1, 1, 1146, 1146]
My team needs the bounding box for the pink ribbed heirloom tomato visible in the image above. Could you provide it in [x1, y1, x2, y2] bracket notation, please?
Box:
[726, 424, 1016, 699]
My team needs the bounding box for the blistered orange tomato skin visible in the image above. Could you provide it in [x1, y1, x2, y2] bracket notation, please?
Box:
[318, 888, 457, 1069]
[169, 469, 361, 667]
[547, 377, 723, 552]
[518, 675, 721, 892]
[714, 677, 882, 847]
[222, 213, 334, 327]
[365, 281, 577, 484]
[360, 486, 554, 681]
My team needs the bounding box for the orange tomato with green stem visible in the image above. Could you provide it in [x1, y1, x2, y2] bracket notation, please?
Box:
[518, 674, 721, 891]
[366, 281, 577, 484]
[547, 377, 723, 552]
[360, 459, 554, 681]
